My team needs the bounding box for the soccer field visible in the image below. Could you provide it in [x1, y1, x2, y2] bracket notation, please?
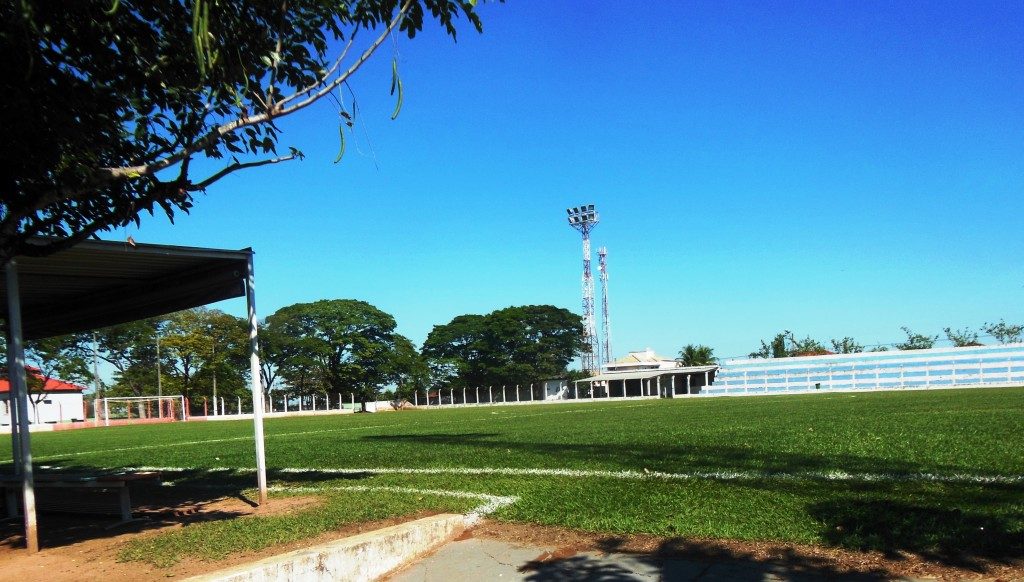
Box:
[3, 387, 1023, 565]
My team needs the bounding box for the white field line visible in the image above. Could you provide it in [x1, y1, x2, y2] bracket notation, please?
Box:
[28, 402, 660, 462]
[120, 465, 1024, 486]
[269, 484, 518, 524]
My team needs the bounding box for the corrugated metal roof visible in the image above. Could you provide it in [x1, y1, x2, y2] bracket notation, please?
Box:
[1, 239, 251, 340]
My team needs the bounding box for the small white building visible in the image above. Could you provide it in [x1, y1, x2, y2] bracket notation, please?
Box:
[0, 367, 86, 426]
[579, 348, 718, 398]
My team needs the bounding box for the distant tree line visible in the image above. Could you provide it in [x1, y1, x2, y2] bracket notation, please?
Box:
[747, 320, 1024, 359]
[4, 300, 585, 413]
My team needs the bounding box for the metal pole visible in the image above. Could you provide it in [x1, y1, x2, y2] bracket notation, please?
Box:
[462, 387, 466, 406]
[516, 385, 520, 402]
[245, 252, 268, 505]
[574, 381, 578, 399]
[489, 386, 493, 404]
[686, 375, 691, 395]
[502, 385, 506, 402]
[92, 331, 101, 405]
[450, 388, 454, 406]
[156, 328, 163, 418]
[104, 399, 110, 427]
[529, 383, 534, 401]
[414, 390, 418, 406]
[5, 260, 39, 552]
[237, 396, 242, 415]
[671, 374, 676, 397]
[475, 386, 480, 404]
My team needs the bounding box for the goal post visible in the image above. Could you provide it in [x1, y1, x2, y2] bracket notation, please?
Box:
[99, 395, 186, 426]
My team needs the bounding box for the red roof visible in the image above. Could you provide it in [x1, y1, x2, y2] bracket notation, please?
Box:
[0, 367, 86, 394]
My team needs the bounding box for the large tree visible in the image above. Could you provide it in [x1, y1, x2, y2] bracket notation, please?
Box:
[160, 307, 248, 407]
[423, 305, 584, 388]
[0, 0, 492, 264]
[94, 317, 162, 399]
[267, 299, 405, 411]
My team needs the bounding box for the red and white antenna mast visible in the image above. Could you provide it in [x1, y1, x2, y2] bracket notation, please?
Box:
[598, 246, 612, 366]
[566, 204, 601, 374]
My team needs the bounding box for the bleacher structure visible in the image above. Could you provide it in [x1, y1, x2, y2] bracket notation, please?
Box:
[709, 343, 1024, 396]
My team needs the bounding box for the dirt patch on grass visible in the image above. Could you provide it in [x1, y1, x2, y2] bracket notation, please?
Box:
[0, 494, 438, 581]
[471, 520, 1024, 581]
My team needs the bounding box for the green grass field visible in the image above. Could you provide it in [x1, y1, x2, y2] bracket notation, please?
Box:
[3, 387, 1023, 566]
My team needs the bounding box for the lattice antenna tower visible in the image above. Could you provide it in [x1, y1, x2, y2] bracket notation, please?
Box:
[598, 246, 612, 366]
[566, 204, 601, 374]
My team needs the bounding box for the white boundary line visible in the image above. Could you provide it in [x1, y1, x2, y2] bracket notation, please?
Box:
[122, 465, 1024, 486]
[269, 484, 518, 524]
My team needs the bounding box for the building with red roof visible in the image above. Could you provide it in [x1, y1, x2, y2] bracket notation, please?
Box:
[1, 367, 86, 426]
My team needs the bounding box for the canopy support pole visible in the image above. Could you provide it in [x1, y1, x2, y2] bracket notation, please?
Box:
[6, 260, 38, 552]
[245, 253, 268, 505]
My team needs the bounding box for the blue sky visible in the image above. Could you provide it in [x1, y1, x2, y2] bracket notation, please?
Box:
[126, 1, 1024, 363]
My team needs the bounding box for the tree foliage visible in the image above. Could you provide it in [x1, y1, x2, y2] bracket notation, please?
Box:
[0, 0, 493, 264]
[94, 318, 161, 398]
[159, 308, 248, 404]
[24, 334, 92, 407]
[265, 299, 413, 410]
[943, 326, 981, 347]
[982, 320, 1023, 345]
[678, 344, 715, 367]
[895, 326, 937, 351]
[422, 305, 584, 388]
[830, 337, 864, 354]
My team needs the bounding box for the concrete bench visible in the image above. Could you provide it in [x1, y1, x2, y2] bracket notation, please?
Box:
[1, 471, 161, 523]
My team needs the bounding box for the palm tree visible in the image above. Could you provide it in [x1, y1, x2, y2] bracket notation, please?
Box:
[678, 344, 716, 367]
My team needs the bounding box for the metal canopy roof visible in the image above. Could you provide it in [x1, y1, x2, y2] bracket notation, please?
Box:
[0, 239, 252, 340]
[579, 365, 718, 383]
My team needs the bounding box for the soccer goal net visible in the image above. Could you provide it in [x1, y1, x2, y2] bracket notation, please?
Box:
[98, 395, 186, 425]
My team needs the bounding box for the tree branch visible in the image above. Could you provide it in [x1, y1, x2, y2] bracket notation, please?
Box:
[102, 0, 412, 184]
[188, 153, 298, 191]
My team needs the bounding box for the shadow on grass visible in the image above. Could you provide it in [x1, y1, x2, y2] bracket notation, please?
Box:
[359, 431, 997, 478]
[363, 433, 1024, 569]
[519, 536, 892, 581]
[809, 498, 1024, 571]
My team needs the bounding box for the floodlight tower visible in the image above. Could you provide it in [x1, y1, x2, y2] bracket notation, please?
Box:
[566, 204, 601, 374]
[598, 246, 612, 366]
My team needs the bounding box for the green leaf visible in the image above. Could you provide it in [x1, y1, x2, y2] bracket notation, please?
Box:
[390, 59, 404, 120]
[333, 123, 346, 163]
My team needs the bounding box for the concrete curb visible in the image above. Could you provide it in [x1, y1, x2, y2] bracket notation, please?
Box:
[185, 513, 467, 582]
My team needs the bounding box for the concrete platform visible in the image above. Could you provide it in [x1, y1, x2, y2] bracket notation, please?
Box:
[386, 537, 934, 581]
[187, 513, 466, 582]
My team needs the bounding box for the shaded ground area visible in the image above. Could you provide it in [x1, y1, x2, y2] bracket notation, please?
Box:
[0, 476, 433, 581]
[386, 521, 1024, 581]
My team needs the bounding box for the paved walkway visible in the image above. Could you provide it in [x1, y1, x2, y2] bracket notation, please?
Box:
[388, 537, 918, 581]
